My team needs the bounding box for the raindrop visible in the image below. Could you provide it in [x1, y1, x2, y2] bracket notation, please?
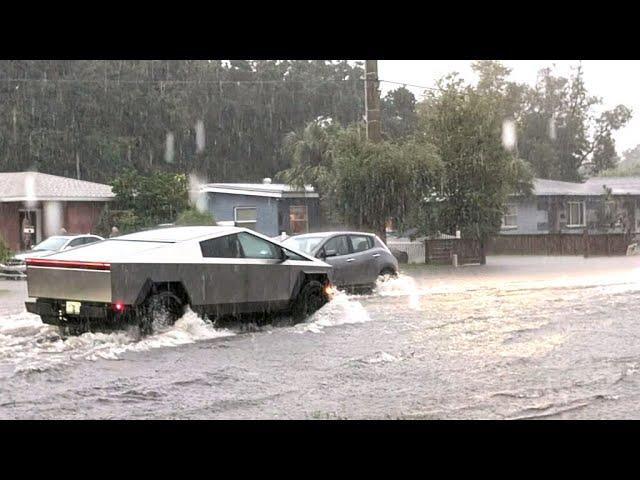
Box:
[188, 173, 208, 212]
[24, 172, 37, 209]
[548, 115, 557, 140]
[501, 118, 517, 151]
[195, 120, 205, 153]
[165, 132, 175, 163]
[43, 201, 63, 237]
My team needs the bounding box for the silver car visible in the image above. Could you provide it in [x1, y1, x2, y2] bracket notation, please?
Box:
[24, 226, 332, 335]
[0, 234, 104, 279]
[282, 231, 398, 291]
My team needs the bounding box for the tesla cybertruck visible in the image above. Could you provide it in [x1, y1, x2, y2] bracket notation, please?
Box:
[24, 226, 333, 334]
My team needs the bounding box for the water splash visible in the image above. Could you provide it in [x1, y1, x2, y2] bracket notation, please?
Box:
[0, 309, 234, 375]
[298, 290, 371, 333]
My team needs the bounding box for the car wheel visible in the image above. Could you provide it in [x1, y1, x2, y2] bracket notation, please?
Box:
[138, 291, 184, 335]
[379, 267, 398, 279]
[291, 280, 328, 322]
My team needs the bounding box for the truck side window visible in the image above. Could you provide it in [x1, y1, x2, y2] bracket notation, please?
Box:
[237, 232, 280, 259]
[200, 234, 242, 258]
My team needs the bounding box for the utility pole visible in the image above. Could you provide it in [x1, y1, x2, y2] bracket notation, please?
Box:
[364, 60, 381, 143]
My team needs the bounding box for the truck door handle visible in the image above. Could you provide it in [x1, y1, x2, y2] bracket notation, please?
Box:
[346, 258, 355, 262]
[372, 253, 381, 258]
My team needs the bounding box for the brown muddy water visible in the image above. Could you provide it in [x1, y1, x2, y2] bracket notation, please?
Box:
[1, 255, 639, 419]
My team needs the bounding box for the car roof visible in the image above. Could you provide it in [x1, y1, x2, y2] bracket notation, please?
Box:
[287, 231, 375, 239]
[43, 235, 99, 241]
[115, 226, 243, 243]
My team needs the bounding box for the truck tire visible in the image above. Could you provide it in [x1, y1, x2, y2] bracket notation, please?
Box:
[291, 280, 328, 323]
[138, 291, 184, 335]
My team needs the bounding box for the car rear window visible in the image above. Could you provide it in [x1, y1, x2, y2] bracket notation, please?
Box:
[350, 235, 373, 253]
[324, 235, 350, 256]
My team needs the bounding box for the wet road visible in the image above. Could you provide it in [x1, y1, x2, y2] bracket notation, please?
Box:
[1, 255, 640, 419]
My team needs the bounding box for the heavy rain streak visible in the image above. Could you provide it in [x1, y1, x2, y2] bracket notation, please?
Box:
[1, 60, 640, 419]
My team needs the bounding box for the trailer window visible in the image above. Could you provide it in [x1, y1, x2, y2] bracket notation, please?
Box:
[234, 207, 257, 231]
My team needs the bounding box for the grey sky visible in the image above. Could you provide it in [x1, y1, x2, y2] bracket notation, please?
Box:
[377, 60, 639, 154]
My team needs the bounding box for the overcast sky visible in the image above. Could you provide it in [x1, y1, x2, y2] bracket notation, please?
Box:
[377, 60, 640, 154]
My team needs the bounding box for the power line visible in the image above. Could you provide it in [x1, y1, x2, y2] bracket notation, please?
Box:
[0, 76, 443, 91]
[0, 78, 361, 85]
[378, 79, 441, 92]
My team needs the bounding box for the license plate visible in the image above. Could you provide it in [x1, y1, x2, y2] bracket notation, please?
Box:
[66, 301, 81, 315]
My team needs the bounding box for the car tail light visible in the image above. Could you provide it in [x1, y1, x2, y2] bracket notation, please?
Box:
[25, 258, 111, 271]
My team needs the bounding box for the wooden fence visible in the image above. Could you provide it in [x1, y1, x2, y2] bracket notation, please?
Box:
[425, 239, 482, 265]
[487, 233, 631, 256]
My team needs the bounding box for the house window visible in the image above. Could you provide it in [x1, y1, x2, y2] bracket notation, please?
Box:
[501, 204, 518, 229]
[289, 205, 309, 234]
[567, 201, 586, 227]
[605, 200, 616, 215]
[234, 207, 257, 231]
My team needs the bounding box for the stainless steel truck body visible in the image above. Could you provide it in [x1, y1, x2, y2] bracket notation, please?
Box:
[24, 226, 332, 333]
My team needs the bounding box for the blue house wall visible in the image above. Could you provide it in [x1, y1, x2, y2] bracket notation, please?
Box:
[501, 195, 640, 235]
[204, 192, 320, 237]
[206, 193, 280, 236]
[500, 198, 549, 235]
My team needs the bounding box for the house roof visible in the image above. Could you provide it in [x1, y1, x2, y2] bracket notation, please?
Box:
[531, 177, 640, 197]
[199, 182, 318, 199]
[584, 177, 640, 195]
[0, 171, 115, 202]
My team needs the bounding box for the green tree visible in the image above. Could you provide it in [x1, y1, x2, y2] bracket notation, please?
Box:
[381, 86, 419, 140]
[517, 65, 631, 180]
[110, 169, 189, 230]
[0, 60, 365, 183]
[420, 73, 533, 263]
[278, 122, 441, 241]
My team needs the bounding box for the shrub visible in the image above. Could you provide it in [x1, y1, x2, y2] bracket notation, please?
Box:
[0, 236, 12, 263]
[175, 208, 216, 226]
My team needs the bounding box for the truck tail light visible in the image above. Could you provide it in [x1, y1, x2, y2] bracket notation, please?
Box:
[26, 258, 111, 271]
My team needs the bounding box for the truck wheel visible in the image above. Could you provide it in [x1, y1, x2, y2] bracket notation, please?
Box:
[138, 291, 184, 335]
[291, 280, 328, 322]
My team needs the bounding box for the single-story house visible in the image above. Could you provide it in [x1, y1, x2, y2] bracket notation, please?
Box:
[501, 177, 640, 235]
[198, 179, 320, 237]
[0, 171, 115, 251]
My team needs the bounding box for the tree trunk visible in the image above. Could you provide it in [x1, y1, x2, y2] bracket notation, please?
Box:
[479, 237, 487, 265]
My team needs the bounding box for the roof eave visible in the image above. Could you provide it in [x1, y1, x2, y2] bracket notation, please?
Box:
[0, 196, 115, 203]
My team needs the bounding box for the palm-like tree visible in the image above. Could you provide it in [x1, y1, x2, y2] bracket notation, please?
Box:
[278, 119, 335, 189]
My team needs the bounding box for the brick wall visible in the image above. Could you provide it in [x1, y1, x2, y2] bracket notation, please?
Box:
[0, 203, 21, 251]
[0, 201, 108, 252]
[64, 202, 106, 234]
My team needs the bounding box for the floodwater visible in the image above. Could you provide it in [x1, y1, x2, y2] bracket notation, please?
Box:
[1, 255, 640, 419]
